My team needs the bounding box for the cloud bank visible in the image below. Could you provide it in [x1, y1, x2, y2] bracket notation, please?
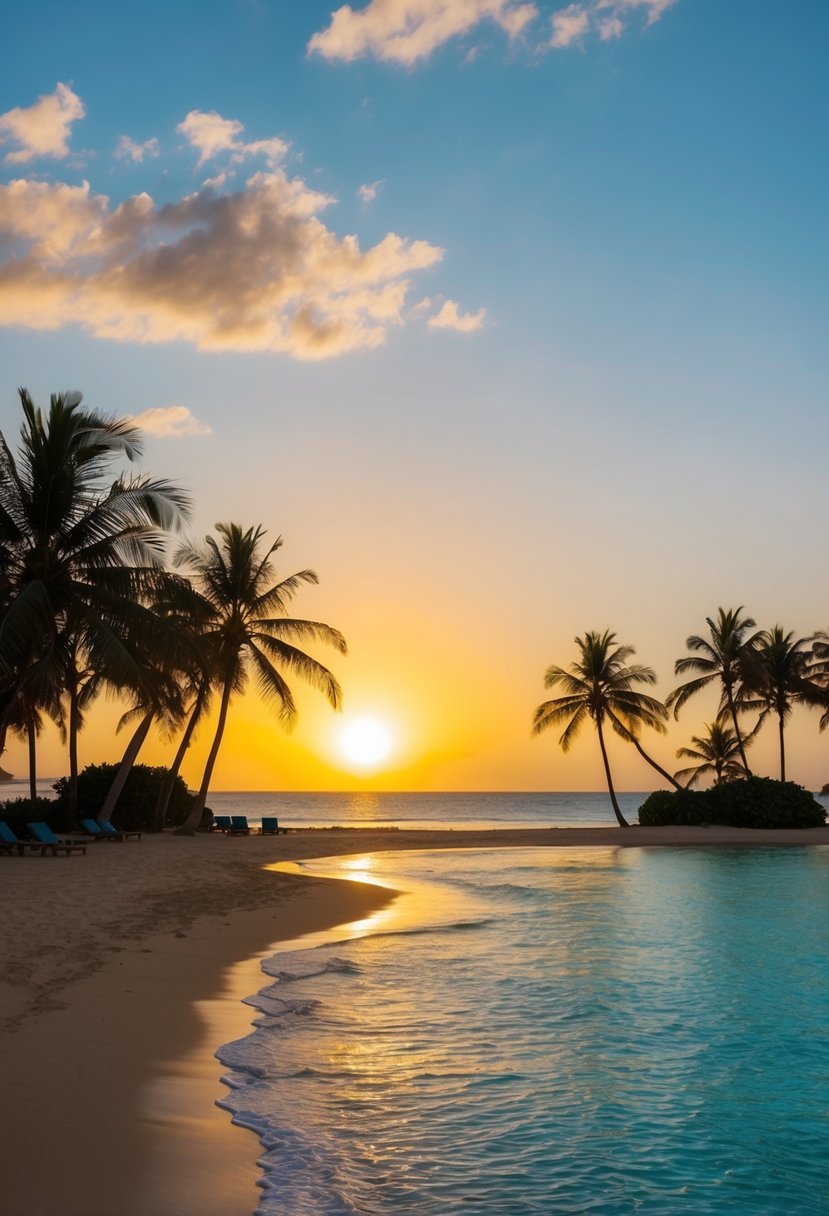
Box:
[0, 169, 443, 359]
[309, 0, 677, 63]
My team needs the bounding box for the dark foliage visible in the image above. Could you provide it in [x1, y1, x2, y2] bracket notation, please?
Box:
[52, 764, 194, 831]
[0, 796, 62, 834]
[638, 777, 826, 829]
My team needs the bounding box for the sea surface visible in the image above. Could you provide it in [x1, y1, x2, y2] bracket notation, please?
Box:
[213, 804, 829, 1215]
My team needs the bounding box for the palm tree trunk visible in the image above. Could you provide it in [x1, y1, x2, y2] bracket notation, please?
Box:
[98, 710, 154, 823]
[153, 694, 204, 831]
[176, 676, 233, 835]
[725, 683, 752, 776]
[628, 735, 683, 790]
[778, 713, 786, 783]
[27, 718, 37, 804]
[68, 683, 81, 825]
[596, 716, 629, 828]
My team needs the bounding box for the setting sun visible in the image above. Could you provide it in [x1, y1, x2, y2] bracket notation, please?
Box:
[338, 717, 395, 769]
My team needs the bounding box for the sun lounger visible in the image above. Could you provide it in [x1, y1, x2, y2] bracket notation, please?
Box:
[81, 818, 121, 842]
[229, 815, 251, 836]
[26, 822, 87, 856]
[0, 821, 46, 856]
[212, 815, 232, 832]
[98, 819, 142, 841]
[260, 817, 287, 835]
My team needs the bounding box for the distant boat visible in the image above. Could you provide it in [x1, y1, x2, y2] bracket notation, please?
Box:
[0, 766, 13, 783]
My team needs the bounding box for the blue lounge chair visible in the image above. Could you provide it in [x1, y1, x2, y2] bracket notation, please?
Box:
[260, 817, 287, 835]
[81, 818, 120, 842]
[0, 821, 46, 856]
[27, 822, 87, 856]
[229, 815, 251, 836]
[98, 819, 141, 841]
[212, 815, 232, 832]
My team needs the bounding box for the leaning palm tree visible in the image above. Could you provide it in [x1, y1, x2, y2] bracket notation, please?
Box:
[674, 718, 749, 788]
[532, 630, 669, 828]
[667, 607, 760, 776]
[174, 523, 346, 834]
[0, 389, 189, 818]
[745, 626, 823, 782]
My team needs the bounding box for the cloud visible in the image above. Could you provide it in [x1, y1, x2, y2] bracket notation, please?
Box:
[177, 110, 288, 168]
[0, 83, 85, 164]
[115, 135, 160, 163]
[549, 3, 589, 47]
[427, 299, 486, 332]
[308, 0, 539, 66]
[128, 405, 212, 437]
[309, 0, 677, 63]
[358, 180, 383, 203]
[0, 169, 444, 359]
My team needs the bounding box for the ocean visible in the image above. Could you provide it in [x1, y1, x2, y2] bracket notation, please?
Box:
[208, 793, 829, 1216]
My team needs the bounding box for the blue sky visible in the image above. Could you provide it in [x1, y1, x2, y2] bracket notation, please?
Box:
[1, 0, 827, 790]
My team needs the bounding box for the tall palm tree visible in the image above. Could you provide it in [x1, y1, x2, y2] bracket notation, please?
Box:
[532, 630, 668, 828]
[667, 607, 760, 776]
[0, 389, 189, 818]
[746, 626, 823, 782]
[175, 523, 346, 834]
[806, 632, 829, 733]
[674, 718, 749, 788]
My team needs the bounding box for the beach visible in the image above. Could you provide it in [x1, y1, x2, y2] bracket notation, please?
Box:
[3, 824, 829, 1216]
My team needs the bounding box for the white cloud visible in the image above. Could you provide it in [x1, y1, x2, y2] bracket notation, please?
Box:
[598, 13, 623, 38]
[549, 3, 589, 47]
[427, 299, 486, 332]
[358, 180, 383, 203]
[177, 109, 289, 168]
[115, 135, 160, 163]
[0, 83, 85, 164]
[309, 0, 539, 66]
[599, 0, 676, 24]
[128, 405, 212, 437]
[0, 169, 443, 359]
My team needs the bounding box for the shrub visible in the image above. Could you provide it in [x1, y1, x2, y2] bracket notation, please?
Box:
[638, 777, 826, 830]
[52, 764, 195, 832]
[0, 796, 61, 834]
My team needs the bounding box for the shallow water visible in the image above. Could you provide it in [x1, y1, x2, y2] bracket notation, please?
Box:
[219, 844, 829, 1215]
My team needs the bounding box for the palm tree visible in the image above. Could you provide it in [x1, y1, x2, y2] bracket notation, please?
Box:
[0, 389, 189, 818]
[667, 607, 760, 776]
[674, 718, 748, 787]
[806, 632, 829, 734]
[532, 630, 669, 828]
[746, 626, 823, 782]
[174, 523, 346, 834]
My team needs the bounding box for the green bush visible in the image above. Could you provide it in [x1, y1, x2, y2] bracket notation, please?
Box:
[52, 764, 195, 832]
[638, 777, 826, 829]
[0, 796, 61, 834]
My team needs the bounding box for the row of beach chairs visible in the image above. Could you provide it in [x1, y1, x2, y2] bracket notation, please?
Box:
[211, 815, 288, 836]
[0, 818, 142, 857]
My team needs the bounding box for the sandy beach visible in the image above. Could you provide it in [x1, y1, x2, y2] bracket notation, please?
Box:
[3, 823, 829, 1216]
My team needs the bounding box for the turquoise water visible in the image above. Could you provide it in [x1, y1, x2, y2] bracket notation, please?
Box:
[219, 844, 829, 1215]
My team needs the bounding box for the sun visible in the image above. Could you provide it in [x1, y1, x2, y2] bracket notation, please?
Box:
[339, 716, 395, 769]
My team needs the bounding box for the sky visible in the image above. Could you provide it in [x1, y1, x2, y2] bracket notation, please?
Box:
[0, 0, 827, 793]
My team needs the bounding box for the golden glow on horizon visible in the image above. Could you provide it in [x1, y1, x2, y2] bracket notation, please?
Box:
[338, 716, 395, 770]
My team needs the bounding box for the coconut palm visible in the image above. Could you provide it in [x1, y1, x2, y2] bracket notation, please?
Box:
[0, 389, 189, 817]
[532, 630, 669, 828]
[174, 523, 346, 834]
[667, 607, 760, 776]
[745, 626, 824, 782]
[806, 632, 829, 733]
[674, 718, 749, 787]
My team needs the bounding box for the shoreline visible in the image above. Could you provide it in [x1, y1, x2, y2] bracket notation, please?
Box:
[2, 824, 829, 1215]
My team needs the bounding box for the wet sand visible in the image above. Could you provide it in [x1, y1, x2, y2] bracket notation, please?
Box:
[2, 823, 828, 1215]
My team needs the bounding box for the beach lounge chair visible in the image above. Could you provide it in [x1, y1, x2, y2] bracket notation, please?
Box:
[0, 821, 46, 856]
[98, 819, 142, 841]
[212, 815, 232, 832]
[260, 817, 287, 835]
[26, 822, 87, 856]
[229, 815, 251, 836]
[81, 818, 120, 842]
